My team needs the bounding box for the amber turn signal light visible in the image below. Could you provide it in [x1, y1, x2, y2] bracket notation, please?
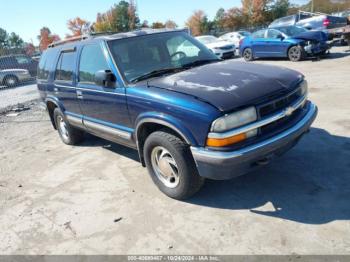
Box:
[206, 133, 247, 147]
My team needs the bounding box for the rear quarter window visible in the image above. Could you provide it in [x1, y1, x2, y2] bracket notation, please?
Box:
[37, 49, 58, 80]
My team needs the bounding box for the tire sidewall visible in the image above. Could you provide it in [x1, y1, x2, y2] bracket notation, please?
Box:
[144, 132, 200, 199]
[288, 46, 302, 62]
[243, 48, 253, 61]
[53, 108, 74, 145]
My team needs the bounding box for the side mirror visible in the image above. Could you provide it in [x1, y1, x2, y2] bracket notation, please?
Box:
[277, 34, 285, 40]
[94, 70, 116, 88]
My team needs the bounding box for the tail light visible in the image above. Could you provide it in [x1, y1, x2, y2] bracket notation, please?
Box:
[239, 39, 243, 47]
[323, 19, 330, 27]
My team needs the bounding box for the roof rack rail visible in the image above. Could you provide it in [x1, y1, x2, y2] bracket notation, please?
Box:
[298, 10, 328, 16]
[48, 31, 124, 48]
[48, 34, 90, 48]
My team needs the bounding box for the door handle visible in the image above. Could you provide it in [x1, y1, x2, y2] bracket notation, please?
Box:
[76, 90, 83, 99]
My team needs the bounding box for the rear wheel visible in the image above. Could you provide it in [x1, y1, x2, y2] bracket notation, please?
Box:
[288, 46, 303, 62]
[144, 131, 204, 200]
[243, 48, 254, 61]
[53, 108, 84, 145]
[4, 75, 19, 87]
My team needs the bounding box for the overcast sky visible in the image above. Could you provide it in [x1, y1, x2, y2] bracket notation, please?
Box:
[0, 0, 310, 45]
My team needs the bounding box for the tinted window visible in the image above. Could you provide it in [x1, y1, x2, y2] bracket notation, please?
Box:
[37, 52, 48, 79]
[38, 49, 58, 80]
[55, 51, 75, 81]
[79, 44, 109, 83]
[252, 30, 266, 38]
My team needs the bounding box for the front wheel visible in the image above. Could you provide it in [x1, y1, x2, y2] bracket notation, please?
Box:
[144, 131, 204, 200]
[288, 46, 304, 62]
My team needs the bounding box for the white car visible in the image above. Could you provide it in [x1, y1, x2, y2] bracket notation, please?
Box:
[195, 35, 235, 59]
[219, 31, 251, 48]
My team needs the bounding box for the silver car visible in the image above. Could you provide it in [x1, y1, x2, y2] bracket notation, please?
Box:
[0, 69, 32, 87]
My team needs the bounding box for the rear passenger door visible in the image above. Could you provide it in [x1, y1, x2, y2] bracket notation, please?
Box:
[77, 43, 132, 145]
[53, 48, 81, 116]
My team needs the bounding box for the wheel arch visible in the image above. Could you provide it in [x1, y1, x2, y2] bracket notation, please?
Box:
[135, 116, 197, 166]
[45, 97, 65, 129]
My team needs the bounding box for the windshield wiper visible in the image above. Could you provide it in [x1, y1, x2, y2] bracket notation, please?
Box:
[181, 59, 220, 69]
[130, 67, 183, 83]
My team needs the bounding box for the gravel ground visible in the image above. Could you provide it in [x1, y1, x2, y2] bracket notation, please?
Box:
[0, 82, 39, 113]
[0, 46, 349, 255]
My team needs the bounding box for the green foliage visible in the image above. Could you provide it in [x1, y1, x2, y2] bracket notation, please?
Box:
[8, 32, 24, 48]
[94, 0, 140, 33]
[269, 0, 291, 20]
[0, 27, 9, 47]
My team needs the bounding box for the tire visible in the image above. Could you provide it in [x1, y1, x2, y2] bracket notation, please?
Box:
[243, 48, 254, 61]
[4, 75, 19, 87]
[288, 46, 304, 62]
[53, 108, 84, 145]
[144, 131, 205, 200]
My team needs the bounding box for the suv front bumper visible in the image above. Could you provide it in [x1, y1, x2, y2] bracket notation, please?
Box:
[191, 102, 318, 180]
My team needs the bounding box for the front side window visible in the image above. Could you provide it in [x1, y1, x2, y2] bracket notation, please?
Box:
[107, 32, 218, 83]
[252, 30, 266, 38]
[79, 44, 110, 84]
[55, 51, 75, 81]
[267, 29, 282, 38]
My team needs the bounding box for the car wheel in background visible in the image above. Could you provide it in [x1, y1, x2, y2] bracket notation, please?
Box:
[144, 130, 205, 200]
[53, 108, 84, 145]
[243, 48, 254, 61]
[288, 46, 303, 62]
[4, 75, 19, 87]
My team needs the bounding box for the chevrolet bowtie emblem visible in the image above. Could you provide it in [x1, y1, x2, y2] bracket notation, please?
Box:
[285, 107, 295, 116]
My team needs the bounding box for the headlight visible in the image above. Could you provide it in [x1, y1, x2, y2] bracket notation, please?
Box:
[207, 107, 257, 147]
[300, 80, 308, 96]
[211, 106, 257, 132]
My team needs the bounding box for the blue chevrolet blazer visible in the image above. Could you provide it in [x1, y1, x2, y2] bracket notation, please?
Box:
[37, 29, 318, 199]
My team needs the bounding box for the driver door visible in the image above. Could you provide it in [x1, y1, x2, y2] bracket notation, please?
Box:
[265, 29, 290, 57]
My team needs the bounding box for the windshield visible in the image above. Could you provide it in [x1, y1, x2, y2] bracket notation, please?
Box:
[108, 31, 218, 83]
[196, 36, 218, 44]
[277, 26, 308, 37]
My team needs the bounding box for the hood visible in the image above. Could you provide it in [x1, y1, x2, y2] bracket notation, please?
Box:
[292, 30, 327, 42]
[206, 41, 234, 49]
[147, 60, 303, 112]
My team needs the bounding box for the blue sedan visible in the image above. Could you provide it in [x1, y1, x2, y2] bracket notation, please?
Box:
[239, 26, 330, 62]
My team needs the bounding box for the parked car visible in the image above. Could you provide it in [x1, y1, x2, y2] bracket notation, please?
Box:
[240, 26, 330, 62]
[195, 35, 235, 59]
[0, 69, 32, 87]
[0, 54, 38, 77]
[219, 31, 251, 48]
[269, 11, 348, 39]
[38, 29, 317, 199]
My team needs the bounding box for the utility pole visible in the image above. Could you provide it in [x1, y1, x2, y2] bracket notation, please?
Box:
[311, 0, 314, 13]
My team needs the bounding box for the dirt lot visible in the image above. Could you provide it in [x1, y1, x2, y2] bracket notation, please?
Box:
[0, 46, 350, 255]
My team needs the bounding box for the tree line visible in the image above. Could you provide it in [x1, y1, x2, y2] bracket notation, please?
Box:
[18, 0, 350, 52]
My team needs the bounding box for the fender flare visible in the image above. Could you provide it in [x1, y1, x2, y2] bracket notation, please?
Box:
[134, 113, 198, 166]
